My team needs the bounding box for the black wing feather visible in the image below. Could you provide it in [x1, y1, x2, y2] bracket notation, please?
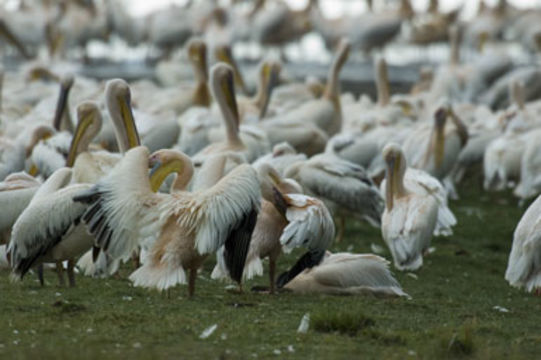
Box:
[223, 208, 258, 284]
[276, 249, 326, 289]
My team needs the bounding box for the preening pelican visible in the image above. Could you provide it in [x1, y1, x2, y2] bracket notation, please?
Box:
[8, 168, 93, 286]
[74, 147, 261, 296]
[278, 251, 408, 297]
[505, 194, 541, 293]
[381, 143, 438, 271]
[213, 163, 334, 294]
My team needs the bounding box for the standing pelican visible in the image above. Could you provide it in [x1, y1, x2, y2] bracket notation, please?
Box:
[74, 147, 261, 297]
[381, 143, 438, 271]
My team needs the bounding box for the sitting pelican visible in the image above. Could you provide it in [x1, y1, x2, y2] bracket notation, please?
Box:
[252, 142, 307, 176]
[505, 193, 541, 294]
[8, 167, 93, 286]
[277, 251, 408, 297]
[380, 168, 456, 237]
[74, 147, 261, 297]
[381, 143, 438, 271]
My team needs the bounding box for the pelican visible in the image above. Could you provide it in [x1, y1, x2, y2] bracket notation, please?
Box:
[69, 79, 141, 184]
[8, 167, 93, 286]
[261, 39, 351, 137]
[403, 105, 468, 197]
[214, 44, 248, 95]
[0, 171, 41, 244]
[194, 63, 267, 165]
[74, 147, 261, 297]
[277, 251, 408, 297]
[381, 143, 438, 271]
[505, 194, 541, 293]
[213, 163, 334, 294]
[284, 154, 384, 232]
[252, 142, 307, 176]
[380, 167, 456, 237]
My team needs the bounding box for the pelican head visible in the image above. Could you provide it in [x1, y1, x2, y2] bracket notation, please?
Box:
[26, 125, 55, 157]
[105, 79, 140, 153]
[149, 150, 194, 192]
[66, 101, 103, 167]
[433, 106, 448, 169]
[383, 143, 406, 210]
[272, 142, 297, 157]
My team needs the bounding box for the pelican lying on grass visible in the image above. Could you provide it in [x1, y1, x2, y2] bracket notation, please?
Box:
[381, 143, 438, 271]
[277, 251, 408, 297]
[74, 147, 261, 297]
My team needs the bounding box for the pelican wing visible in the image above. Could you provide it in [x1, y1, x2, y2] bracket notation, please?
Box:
[280, 194, 335, 253]
[298, 156, 384, 222]
[9, 183, 91, 277]
[73, 147, 159, 262]
[169, 164, 261, 256]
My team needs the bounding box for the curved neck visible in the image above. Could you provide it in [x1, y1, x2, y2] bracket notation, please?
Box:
[150, 157, 194, 193]
[323, 42, 349, 102]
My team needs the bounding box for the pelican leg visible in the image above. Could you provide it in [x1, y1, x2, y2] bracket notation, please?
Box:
[67, 259, 76, 287]
[188, 269, 197, 298]
[132, 249, 140, 269]
[269, 258, 276, 295]
[56, 262, 65, 287]
[335, 216, 346, 243]
[37, 264, 44, 286]
[535, 288, 541, 297]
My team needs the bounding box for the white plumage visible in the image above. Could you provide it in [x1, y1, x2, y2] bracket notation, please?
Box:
[505, 195, 541, 292]
[381, 143, 438, 271]
[283, 251, 408, 297]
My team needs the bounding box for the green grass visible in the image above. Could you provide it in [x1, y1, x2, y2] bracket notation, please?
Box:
[1, 174, 541, 359]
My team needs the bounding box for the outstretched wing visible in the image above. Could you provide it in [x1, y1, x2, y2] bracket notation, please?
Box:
[73, 147, 159, 262]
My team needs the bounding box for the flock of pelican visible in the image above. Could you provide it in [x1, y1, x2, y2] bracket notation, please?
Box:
[1, 0, 541, 300]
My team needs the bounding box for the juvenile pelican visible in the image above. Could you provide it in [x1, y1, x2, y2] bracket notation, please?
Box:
[381, 143, 438, 271]
[74, 147, 261, 296]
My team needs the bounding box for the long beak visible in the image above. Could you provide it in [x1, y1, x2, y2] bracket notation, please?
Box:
[217, 48, 247, 94]
[434, 121, 445, 169]
[148, 158, 184, 193]
[117, 94, 140, 149]
[259, 65, 279, 119]
[385, 157, 395, 211]
[0, 20, 31, 59]
[220, 74, 240, 130]
[52, 82, 71, 132]
[66, 111, 94, 167]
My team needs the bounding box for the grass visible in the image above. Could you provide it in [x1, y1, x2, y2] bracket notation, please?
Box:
[1, 173, 541, 359]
